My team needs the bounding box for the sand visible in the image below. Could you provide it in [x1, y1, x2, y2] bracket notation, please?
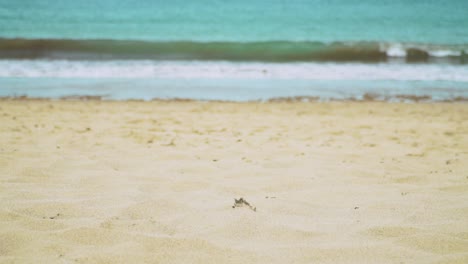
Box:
[1, 100, 467, 263]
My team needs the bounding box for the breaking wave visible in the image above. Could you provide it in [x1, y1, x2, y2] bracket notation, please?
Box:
[0, 38, 466, 63]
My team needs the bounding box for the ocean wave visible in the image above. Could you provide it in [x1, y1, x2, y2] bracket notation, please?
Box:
[0, 38, 466, 63]
[379, 43, 466, 59]
[1, 60, 467, 82]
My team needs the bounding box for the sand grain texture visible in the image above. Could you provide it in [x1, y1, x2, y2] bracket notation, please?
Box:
[1, 100, 467, 263]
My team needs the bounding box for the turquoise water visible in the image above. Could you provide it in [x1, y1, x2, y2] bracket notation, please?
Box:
[0, 0, 467, 100]
[2, 0, 468, 44]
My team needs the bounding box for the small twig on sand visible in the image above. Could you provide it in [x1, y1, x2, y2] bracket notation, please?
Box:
[232, 197, 256, 212]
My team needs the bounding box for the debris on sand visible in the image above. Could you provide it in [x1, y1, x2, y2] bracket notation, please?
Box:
[43, 213, 60, 220]
[232, 198, 256, 212]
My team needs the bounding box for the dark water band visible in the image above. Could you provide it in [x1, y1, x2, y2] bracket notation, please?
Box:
[0, 38, 466, 63]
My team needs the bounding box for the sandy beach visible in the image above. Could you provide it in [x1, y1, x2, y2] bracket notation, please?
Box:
[1, 99, 467, 263]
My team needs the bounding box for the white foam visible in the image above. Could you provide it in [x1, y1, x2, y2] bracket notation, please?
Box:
[381, 42, 465, 58]
[0, 60, 467, 82]
[384, 43, 407, 57]
[428, 50, 461, 57]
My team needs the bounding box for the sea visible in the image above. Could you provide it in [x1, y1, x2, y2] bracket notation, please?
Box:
[1, 0, 467, 101]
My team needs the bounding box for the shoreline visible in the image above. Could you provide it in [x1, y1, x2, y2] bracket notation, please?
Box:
[2, 93, 468, 103]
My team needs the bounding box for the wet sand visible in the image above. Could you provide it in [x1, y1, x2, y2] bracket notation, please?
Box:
[1, 100, 467, 263]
